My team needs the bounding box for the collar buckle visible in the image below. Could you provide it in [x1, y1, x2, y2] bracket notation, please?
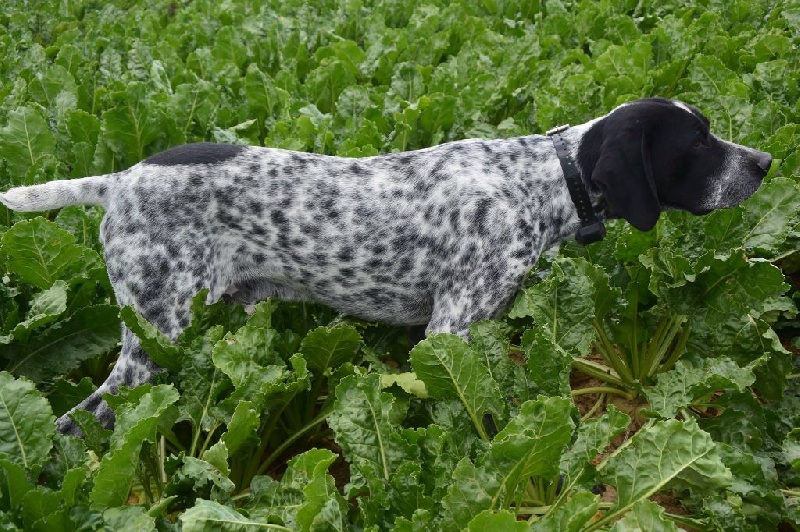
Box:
[575, 221, 607, 245]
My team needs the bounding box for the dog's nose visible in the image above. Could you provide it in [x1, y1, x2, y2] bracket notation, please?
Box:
[755, 150, 772, 174]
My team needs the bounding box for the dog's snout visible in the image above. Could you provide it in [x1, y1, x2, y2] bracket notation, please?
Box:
[754, 150, 772, 174]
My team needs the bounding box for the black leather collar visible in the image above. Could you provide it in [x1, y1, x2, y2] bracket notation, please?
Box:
[546, 125, 606, 245]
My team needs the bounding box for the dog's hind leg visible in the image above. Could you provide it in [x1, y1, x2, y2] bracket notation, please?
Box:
[57, 328, 161, 435]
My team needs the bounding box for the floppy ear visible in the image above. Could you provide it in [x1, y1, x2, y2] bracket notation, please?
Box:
[590, 127, 660, 231]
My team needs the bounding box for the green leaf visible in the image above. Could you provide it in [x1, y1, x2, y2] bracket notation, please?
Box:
[166, 453, 235, 504]
[54, 206, 104, 250]
[90, 385, 179, 508]
[212, 326, 283, 388]
[247, 448, 348, 531]
[101, 83, 163, 165]
[707, 443, 785, 530]
[467, 509, 528, 531]
[442, 397, 575, 528]
[784, 428, 800, 474]
[0, 373, 54, 472]
[0, 105, 56, 180]
[202, 441, 230, 477]
[440, 457, 500, 530]
[8, 305, 121, 382]
[521, 326, 573, 397]
[609, 499, 678, 532]
[410, 334, 504, 440]
[469, 321, 529, 404]
[555, 406, 630, 503]
[531, 491, 600, 532]
[643, 357, 756, 419]
[120, 306, 180, 370]
[221, 400, 260, 456]
[380, 372, 428, 398]
[742, 177, 800, 254]
[489, 397, 575, 504]
[0, 280, 67, 344]
[597, 418, 731, 527]
[102, 506, 156, 532]
[181, 499, 291, 531]
[292, 449, 349, 532]
[300, 324, 361, 374]
[328, 374, 417, 495]
[509, 258, 612, 356]
[1, 218, 104, 289]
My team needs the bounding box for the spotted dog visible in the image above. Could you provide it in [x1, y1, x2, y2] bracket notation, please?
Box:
[0, 98, 772, 434]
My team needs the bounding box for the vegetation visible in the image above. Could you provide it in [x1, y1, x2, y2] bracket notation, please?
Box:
[0, 0, 799, 529]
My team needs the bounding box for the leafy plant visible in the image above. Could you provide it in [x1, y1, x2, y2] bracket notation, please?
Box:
[0, 0, 799, 529]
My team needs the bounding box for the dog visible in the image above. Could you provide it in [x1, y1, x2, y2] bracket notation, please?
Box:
[0, 98, 772, 434]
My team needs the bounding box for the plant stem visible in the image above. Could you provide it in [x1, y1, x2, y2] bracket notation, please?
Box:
[572, 386, 634, 399]
[159, 435, 167, 485]
[581, 394, 606, 420]
[593, 319, 634, 383]
[571, 357, 625, 388]
[255, 406, 332, 478]
[659, 323, 691, 373]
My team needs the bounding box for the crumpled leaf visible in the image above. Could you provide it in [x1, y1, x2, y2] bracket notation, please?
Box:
[508, 258, 612, 356]
[327, 374, 417, 495]
[247, 448, 348, 531]
[597, 418, 731, 527]
[442, 397, 575, 528]
[643, 356, 757, 418]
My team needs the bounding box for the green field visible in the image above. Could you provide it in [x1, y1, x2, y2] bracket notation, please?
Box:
[1, 0, 799, 529]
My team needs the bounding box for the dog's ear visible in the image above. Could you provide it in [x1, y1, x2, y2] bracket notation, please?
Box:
[591, 127, 660, 232]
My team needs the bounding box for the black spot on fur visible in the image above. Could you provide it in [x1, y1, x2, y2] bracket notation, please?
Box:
[144, 143, 245, 166]
[271, 211, 288, 226]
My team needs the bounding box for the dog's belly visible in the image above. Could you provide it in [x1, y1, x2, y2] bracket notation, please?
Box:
[312, 287, 434, 326]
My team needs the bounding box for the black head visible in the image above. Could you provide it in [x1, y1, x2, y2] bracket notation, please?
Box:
[578, 98, 771, 231]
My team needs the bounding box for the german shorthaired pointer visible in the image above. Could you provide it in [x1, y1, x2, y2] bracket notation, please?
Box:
[0, 98, 772, 434]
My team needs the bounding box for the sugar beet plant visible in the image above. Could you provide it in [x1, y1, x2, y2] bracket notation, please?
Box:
[1, 0, 800, 530]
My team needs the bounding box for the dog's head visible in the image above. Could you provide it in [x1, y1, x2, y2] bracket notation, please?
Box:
[578, 98, 771, 231]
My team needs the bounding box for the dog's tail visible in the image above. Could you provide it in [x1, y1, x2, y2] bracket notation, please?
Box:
[0, 174, 115, 212]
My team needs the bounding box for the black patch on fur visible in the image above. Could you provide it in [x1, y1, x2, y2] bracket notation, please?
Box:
[144, 143, 245, 166]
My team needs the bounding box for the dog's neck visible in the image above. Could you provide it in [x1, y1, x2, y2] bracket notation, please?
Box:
[541, 117, 611, 246]
[552, 116, 609, 217]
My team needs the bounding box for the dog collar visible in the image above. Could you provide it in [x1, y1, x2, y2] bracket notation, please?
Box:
[546, 125, 606, 245]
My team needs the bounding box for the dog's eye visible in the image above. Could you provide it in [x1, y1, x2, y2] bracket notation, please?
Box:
[692, 132, 709, 149]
